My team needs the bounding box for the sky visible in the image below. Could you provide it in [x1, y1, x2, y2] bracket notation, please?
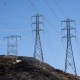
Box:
[0, 0, 80, 75]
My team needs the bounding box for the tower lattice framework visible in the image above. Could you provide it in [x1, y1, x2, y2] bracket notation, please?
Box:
[4, 35, 21, 57]
[32, 13, 44, 62]
[61, 18, 77, 75]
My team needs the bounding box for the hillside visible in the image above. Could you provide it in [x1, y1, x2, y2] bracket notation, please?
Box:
[0, 55, 80, 80]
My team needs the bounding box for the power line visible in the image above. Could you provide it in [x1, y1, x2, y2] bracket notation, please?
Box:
[53, 0, 67, 18]
[0, 0, 28, 28]
[0, 0, 25, 18]
[44, 16, 61, 34]
[43, 35, 54, 64]
[44, 0, 61, 21]
[75, 31, 80, 62]
[27, 0, 60, 34]
[0, 29, 27, 32]
[27, 0, 40, 13]
[28, 0, 60, 61]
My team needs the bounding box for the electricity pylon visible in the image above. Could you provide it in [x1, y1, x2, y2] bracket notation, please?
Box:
[61, 18, 77, 75]
[4, 35, 21, 57]
[32, 13, 44, 62]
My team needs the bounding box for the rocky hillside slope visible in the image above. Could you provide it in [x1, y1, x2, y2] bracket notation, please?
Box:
[0, 55, 80, 80]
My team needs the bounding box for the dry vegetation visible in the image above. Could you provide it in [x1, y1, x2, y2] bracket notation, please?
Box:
[0, 56, 80, 80]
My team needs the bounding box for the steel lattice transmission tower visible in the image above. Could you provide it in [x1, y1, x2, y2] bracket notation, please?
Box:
[4, 35, 21, 57]
[32, 13, 44, 62]
[61, 18, 77, 75]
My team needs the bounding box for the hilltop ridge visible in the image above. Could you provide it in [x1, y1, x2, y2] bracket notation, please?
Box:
[0, 55, 80, 80]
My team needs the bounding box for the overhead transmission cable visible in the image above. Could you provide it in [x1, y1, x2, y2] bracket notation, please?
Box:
[53, 0, 67, 18]
[44, 16, 60, 34]
[44, 0, 61, 21]
[27, 0, 60, 34]
[0, 29, 27, 32]
[43, 36, 54, 63]
[27, 0, 40, 13]
[1, 0, 26, 19]
[0, 1, 29, 32]
[74, 26, 80, 61]
[26, 0, 61, 62]
[25, 0, 61, 59]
